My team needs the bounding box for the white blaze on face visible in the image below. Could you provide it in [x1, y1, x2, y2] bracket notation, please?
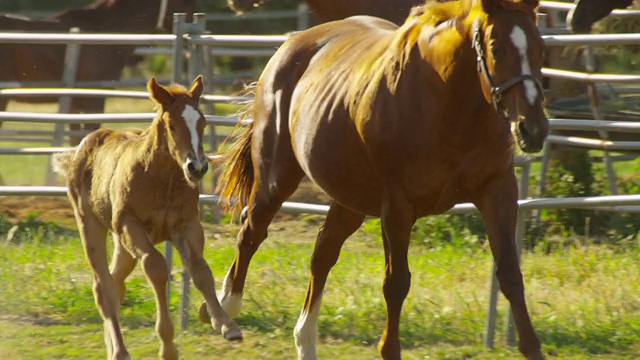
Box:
[509, 25, 537, 105]
[182, 104, 202, 157]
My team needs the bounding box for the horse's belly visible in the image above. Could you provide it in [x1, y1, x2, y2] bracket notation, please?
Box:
[291, 114, 383, 216]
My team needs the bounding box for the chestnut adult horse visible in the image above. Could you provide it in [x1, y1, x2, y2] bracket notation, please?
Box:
[567, 0, 634, 33]
[0, 0, 196, 144]
[52, 76, 242, 360]
[215, 0, 548, 358]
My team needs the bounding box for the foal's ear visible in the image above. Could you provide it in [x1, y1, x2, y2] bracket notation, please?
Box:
[148, 77, 174, 107]
[188, 75, 204, 101]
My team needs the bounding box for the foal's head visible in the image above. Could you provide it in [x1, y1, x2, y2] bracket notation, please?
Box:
[473, 0, 548, 152]
[148, 76, 209, 183]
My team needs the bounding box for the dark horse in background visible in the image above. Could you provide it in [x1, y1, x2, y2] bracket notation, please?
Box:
[567, 0, 635, 34]
[229, 0, 428, 24]
[0, 0, 196, 144]
[215, 0, 548, 358]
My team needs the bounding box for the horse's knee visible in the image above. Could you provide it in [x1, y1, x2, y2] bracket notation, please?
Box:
[142, 252, 169, 284]
[496, 262, 524, 300]
[190, 258, 214, 290]
[382, 271, 411, 304]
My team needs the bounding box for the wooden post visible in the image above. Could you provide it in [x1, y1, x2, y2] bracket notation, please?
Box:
[45, 27, 80, 185]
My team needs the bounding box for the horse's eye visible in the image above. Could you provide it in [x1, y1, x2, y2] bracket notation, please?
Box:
[491, 47, 501, 60]
[169, 124, 175, 132]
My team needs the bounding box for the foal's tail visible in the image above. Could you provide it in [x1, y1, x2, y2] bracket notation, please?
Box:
[214, 110, 255, 218]
[51, 150, 75, 178]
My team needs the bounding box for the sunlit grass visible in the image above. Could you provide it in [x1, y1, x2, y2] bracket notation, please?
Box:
[1, 221, 640, 359]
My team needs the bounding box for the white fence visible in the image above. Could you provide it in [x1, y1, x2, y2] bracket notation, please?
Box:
[1, 0, 640, 350]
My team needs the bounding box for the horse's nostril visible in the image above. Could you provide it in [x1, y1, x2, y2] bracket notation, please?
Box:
[187, 162, 196, 173]
[518, 121, 530, 139]
[201, 161, 209, 174]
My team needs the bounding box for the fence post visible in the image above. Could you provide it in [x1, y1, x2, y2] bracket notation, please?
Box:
[45, 27, 81, 185]
[176, 12, 208, 330]
[584, 45, 618, 196]
[296, 3, 310, 30]
[164, 12, 187, 322]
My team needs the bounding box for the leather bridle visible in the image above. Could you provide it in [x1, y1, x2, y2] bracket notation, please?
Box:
[471, 19, 544, 112]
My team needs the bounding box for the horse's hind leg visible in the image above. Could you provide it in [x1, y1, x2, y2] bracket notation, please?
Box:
[110, 234, 137, 305]
[175, 218, 242, 340]
[213, 162, 305, 319]
[70, 204, 129, 359]
[294, 202, 365, 359]
[474, 172, 542, 360]
[120, 219, 179, 360]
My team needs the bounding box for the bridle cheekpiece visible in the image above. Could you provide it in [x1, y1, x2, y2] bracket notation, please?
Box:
[471, 18, 544, 112]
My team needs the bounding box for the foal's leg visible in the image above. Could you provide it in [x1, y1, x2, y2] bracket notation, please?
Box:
[474, 172, 542, 360]
[110, 234, 137, 305]
[121, 220, 178, 360]
[211, 164, 305, 319]
[71, 208, 129, 360]
[377, 189, 414, 360]
[294, 202, 365, 360]
[175, 218, 242, 340]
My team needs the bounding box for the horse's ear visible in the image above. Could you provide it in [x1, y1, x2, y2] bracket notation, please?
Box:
[188, 75, 204, 101]
[521, 0, 540, 11]
[481, 0, 499, 14]
[148, 77, 174, 107]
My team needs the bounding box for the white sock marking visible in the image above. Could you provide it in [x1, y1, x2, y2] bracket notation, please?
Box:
[182, 105, 201, 157]
[509, 26, 537, 105]
[294, 301, 321, 360]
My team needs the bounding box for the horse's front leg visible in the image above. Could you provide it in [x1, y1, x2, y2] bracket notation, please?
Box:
[377, 188, 414, 360]
[473, 171, 543, 360]
[120, 219, 178, 360]
[174, 218, 243, 340]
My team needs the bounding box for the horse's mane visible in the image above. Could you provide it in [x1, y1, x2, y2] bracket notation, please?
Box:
[348, 0, 537, 121]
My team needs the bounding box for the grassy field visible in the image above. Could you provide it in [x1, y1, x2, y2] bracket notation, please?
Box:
[1, 216, 640, 359]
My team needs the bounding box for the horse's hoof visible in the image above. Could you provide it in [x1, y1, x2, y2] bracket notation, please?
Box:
[159, 343, 179, 360]
[198, 302, 209, 324]
[222, 322, 243, 341]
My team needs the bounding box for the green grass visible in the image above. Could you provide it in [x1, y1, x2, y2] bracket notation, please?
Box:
[1, 220, 640, 359]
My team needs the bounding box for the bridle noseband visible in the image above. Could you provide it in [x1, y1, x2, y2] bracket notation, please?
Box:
[472, 19, 544, 112]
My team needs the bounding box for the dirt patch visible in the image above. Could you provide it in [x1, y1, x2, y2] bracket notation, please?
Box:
[0, 177, 329, 228]
[0, 196, 76, 226]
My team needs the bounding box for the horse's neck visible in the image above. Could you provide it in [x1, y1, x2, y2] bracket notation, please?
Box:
[59, 0, 159, 32]
[140, 123, 184, 179]
[414, 19, 490, 116]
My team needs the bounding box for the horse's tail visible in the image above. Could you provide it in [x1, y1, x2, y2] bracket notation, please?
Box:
[51, 150, 75, 178]
[214, 109, 255, 218]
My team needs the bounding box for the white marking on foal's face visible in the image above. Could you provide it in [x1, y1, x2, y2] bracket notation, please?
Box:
[509, 25, 537, 105]
[182, 104, 202, 157]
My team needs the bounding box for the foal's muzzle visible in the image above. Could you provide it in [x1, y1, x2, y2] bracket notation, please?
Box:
[184, 153, 209, 181]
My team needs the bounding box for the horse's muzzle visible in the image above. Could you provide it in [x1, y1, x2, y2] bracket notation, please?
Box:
[516, 117, 549, 153]
[185, 155, 209, 181]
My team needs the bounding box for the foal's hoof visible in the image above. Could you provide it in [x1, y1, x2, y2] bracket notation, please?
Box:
[198, 302, 209, 324]
[222, 322, 243, 341]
